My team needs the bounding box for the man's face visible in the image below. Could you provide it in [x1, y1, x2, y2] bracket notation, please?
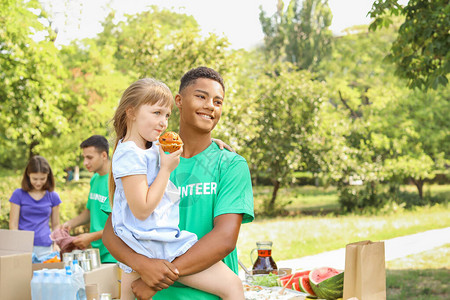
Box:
[176, 78, 224, 133]
[82, 146, 106, 173]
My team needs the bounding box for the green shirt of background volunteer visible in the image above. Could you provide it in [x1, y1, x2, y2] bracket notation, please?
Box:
[87, 173, 115, 263]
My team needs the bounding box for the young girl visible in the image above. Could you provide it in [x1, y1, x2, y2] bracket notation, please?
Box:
[110, 78, 244, 300]
[9, 155, 61, 259]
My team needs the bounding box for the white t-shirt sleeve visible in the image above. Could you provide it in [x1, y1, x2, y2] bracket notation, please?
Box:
[112, 142, 147, 179]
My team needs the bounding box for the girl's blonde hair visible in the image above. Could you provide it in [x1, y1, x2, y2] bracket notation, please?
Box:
[109, 78, 174, 204]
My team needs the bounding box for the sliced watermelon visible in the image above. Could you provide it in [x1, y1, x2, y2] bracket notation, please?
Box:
[299, 274, 316, 297]
[278, 270, 310, 289]
[309, 267, 344, 300]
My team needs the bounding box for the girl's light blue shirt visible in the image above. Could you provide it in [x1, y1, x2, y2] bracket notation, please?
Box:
[111, 140, 197, 272]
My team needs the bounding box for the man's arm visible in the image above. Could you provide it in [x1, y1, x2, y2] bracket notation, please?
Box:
[173, 213, 243, 276]
[130, 213, 244, 299]
[62, 209, 90, 230]
[102, 215, 179, 290]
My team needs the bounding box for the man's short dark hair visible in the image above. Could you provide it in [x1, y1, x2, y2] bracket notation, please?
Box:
[80, 135, 109, 157]
[179, 66, 225, 94]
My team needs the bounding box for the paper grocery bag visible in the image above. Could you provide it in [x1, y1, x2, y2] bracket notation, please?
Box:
[343, 240, 386, 300]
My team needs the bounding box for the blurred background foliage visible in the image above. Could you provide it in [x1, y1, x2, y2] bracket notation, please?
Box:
[0, 0, 448, 217]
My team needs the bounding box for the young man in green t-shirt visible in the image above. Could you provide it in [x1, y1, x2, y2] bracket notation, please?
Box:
[63, 135, 116, 263]
[103, 67, 254, 299]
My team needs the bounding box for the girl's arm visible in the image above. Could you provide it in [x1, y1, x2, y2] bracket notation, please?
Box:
[9, 202, 20, 230]
[121, 147, 182, 221]
[51, 205, 60, 230]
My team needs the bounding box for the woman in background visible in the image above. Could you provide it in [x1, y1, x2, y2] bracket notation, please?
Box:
[9, 155, 61, 258]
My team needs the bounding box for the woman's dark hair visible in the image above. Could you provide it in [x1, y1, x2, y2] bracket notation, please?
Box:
[21, 156, 55, 192]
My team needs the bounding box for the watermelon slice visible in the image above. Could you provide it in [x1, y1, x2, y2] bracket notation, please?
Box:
[309, 267, 344, 300]
[278, 270, 310, 289]
[299, 274, 316, 296]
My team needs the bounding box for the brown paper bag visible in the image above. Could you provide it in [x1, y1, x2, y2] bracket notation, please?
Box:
[343, 240, 386, 300]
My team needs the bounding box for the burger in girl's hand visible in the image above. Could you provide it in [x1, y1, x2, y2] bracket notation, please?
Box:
[158, 131, 183, 153]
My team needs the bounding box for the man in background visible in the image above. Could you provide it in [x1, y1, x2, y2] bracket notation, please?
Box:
[63, 135, 116, 263]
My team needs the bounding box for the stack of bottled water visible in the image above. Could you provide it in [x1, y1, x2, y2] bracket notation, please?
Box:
[31, 260, 87, 300]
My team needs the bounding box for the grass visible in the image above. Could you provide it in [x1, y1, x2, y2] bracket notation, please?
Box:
[237, 204, 450, 267]
[252, 185, 340, 215]
[386, 244, 450, 299]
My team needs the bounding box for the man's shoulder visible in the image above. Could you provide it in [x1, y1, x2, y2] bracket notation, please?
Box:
[208, 142, 247, 165]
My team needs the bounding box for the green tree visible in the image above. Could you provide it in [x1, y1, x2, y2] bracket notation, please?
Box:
[248, 63, 327, 213]
[57, 39, 130, 168]
[317, 23, 449, 208]
[259, 0, 333, 71]
[385, 88, 450, 198]
[368, 0, 450, 89]
[96, 7, 236, 131]
[0, 0, 70, 171]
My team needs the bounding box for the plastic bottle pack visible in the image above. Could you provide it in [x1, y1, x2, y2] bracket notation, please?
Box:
[30, 264, 86, 300]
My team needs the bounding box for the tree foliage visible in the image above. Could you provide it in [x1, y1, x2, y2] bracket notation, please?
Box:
[259, 0, 333, 71]
[1, 1, 447, 214]
[247, 63, 327, 213]
[368, 0, 450, 90]
[0, 0, 70, 171]
[317, 23, 449, 206]
[95, 7, 237, 131]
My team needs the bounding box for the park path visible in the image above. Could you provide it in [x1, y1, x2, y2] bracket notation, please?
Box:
[239, 227, 450, 278]
[275, 227, 450, 271]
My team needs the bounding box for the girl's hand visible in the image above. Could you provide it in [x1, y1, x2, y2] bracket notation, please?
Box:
[159, 146, 183, 173]
[212, 138, 236, 153]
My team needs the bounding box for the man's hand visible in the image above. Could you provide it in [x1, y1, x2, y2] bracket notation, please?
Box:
[134, 258, 179, 291]
[131, 278, 157, 300]
[72, 233, 92, 249]
[61, 222, 72, 232]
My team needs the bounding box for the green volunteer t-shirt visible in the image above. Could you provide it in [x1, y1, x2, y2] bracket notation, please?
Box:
[86, 173, 116, 263]
[154, 142, 254, 300]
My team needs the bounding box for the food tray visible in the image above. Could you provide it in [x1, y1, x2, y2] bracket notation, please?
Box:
[244, 283, 308, 300]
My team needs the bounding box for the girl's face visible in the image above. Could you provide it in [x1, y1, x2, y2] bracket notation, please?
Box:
[29, 172, 48, 191]
[131, 103, 171, 144]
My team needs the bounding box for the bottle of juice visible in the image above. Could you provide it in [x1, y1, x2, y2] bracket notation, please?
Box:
[250, 241, 278, 275]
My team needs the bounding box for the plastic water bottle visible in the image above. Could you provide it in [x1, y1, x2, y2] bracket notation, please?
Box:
[63, 266, 76, 300]
[41, 271, 53, 300]
[72, 260, 87, 300]
[50, 272, 62, 300]
[31, 271, 42, 300]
